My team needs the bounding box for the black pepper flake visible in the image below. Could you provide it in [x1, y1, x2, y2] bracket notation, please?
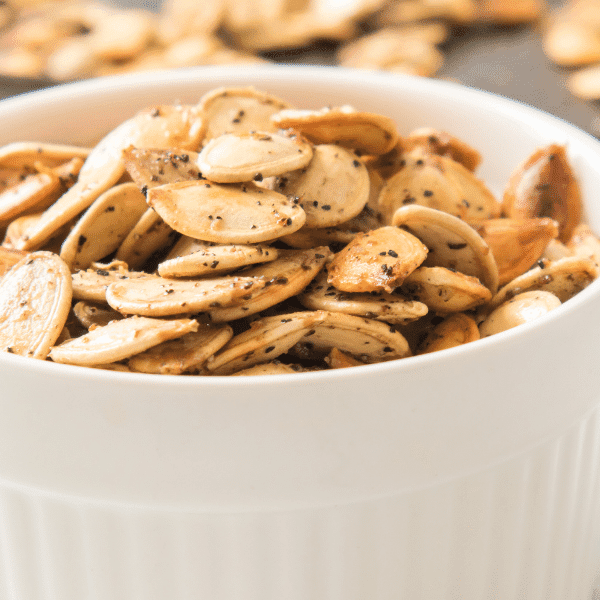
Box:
[447, 242, 467, 250]
[150, 108, 161, 117]
[96, 269, 110, 276]
[416, 159, 424, 166]
[353, 159, 360, 167]
[379, 251, 387, 256]
[285, 218, 292, 226]
[105, 206, 115, 212]
[388, 250, 398, 257]
[77, 235, 87, 247]
[537, 259, 546, 269]
[423, 190, 433, 197]
[141, 185, 148, 196]
[382, 346, 394, 353]
[210, 260, 219, 269]
[151, 175, 159, 181]
[461, 199, 470, 208]
[165, 289, 175, 294]
[264, 346, 276, 353]
[6, 347, 14, 353]
[253, 173, 263, 182]
[314, 253, 325, 259]
[321, 205, 331, 211]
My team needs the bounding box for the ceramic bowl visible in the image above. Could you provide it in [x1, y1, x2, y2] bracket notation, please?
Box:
[1, 65, 600, 600]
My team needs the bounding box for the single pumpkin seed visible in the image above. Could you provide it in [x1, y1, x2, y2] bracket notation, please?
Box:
[479, 290, 562, 337]
[270, 105, 399, 155]
[0, 251, 72, 359]
[49, 316, 198, 366]
[327, 225, 428, 293]
[418, 312, 480, 354]
[197, 130, 313, 183]
[60, 182, 148, 270]
[147, 179, 306, 244]
[197, 86, 292, 142]
[502, 144, 582, 243]
[401, 265, 492, 313]
[273, 144, 369, 229]
[158, 238, 278, 278]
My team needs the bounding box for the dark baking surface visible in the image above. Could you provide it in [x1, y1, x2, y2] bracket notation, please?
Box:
[0, 0, 598, 138]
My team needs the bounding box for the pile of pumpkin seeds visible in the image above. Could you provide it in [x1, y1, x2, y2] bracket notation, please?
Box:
[0, 85, 597, 375]
[0, 0, 544, 82]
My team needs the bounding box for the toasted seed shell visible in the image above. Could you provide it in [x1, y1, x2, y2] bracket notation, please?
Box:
[209, 247, 331, 322]
[291, 311, 411, 363]
[231, 361, 304, 376]
[0, 142, 91, 169]
[402, 127, 482, 172]
[73, 300, 123, 329]
[106, 272, 266, 317]
[479, 290, 562, 337]
[0, 251, 72, 359]
[393, 205, 499, 294]
[60, 182, 148, 271]
[71, 262, 155, 303]
[122, 147, 202, 190]
[207, 311, 324, 375]
[197, 86, 292, 142]
[17, 104, 205, 251]
[327, 226, 428, 293]
[147, 180, 306, 244]
[197, 130, 313, 183]
[475, 217, 559, 286]
[326, 347, 366, 369]
[402, 266, 492, 313]
[299, 270, 428, 324]
[157, 238, 278, 278]
[49, 316, 198, 366]
[502, 144, 582, 243]
[418, 312, 480, 354]
[274, 144, 369, 229]
[0, 171, 62, 225]
[270, 105, 399, 155]
[489, 256, 598, 308]
[115, 208, 177, 270]
[378, 149, 500, 224]
[128, 323, 233, 374]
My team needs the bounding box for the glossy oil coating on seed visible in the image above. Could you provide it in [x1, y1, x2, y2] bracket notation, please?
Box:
[147, 180, 306, 244]
[0, 85, 598, 375]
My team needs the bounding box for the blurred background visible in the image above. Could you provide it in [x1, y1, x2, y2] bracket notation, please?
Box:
[0, 0, 598, 137]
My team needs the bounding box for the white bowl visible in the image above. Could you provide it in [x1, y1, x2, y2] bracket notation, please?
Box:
[1, 65, 600, 600]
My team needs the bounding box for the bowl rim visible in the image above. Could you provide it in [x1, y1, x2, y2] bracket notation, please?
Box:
[2, 64, 600, 386]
